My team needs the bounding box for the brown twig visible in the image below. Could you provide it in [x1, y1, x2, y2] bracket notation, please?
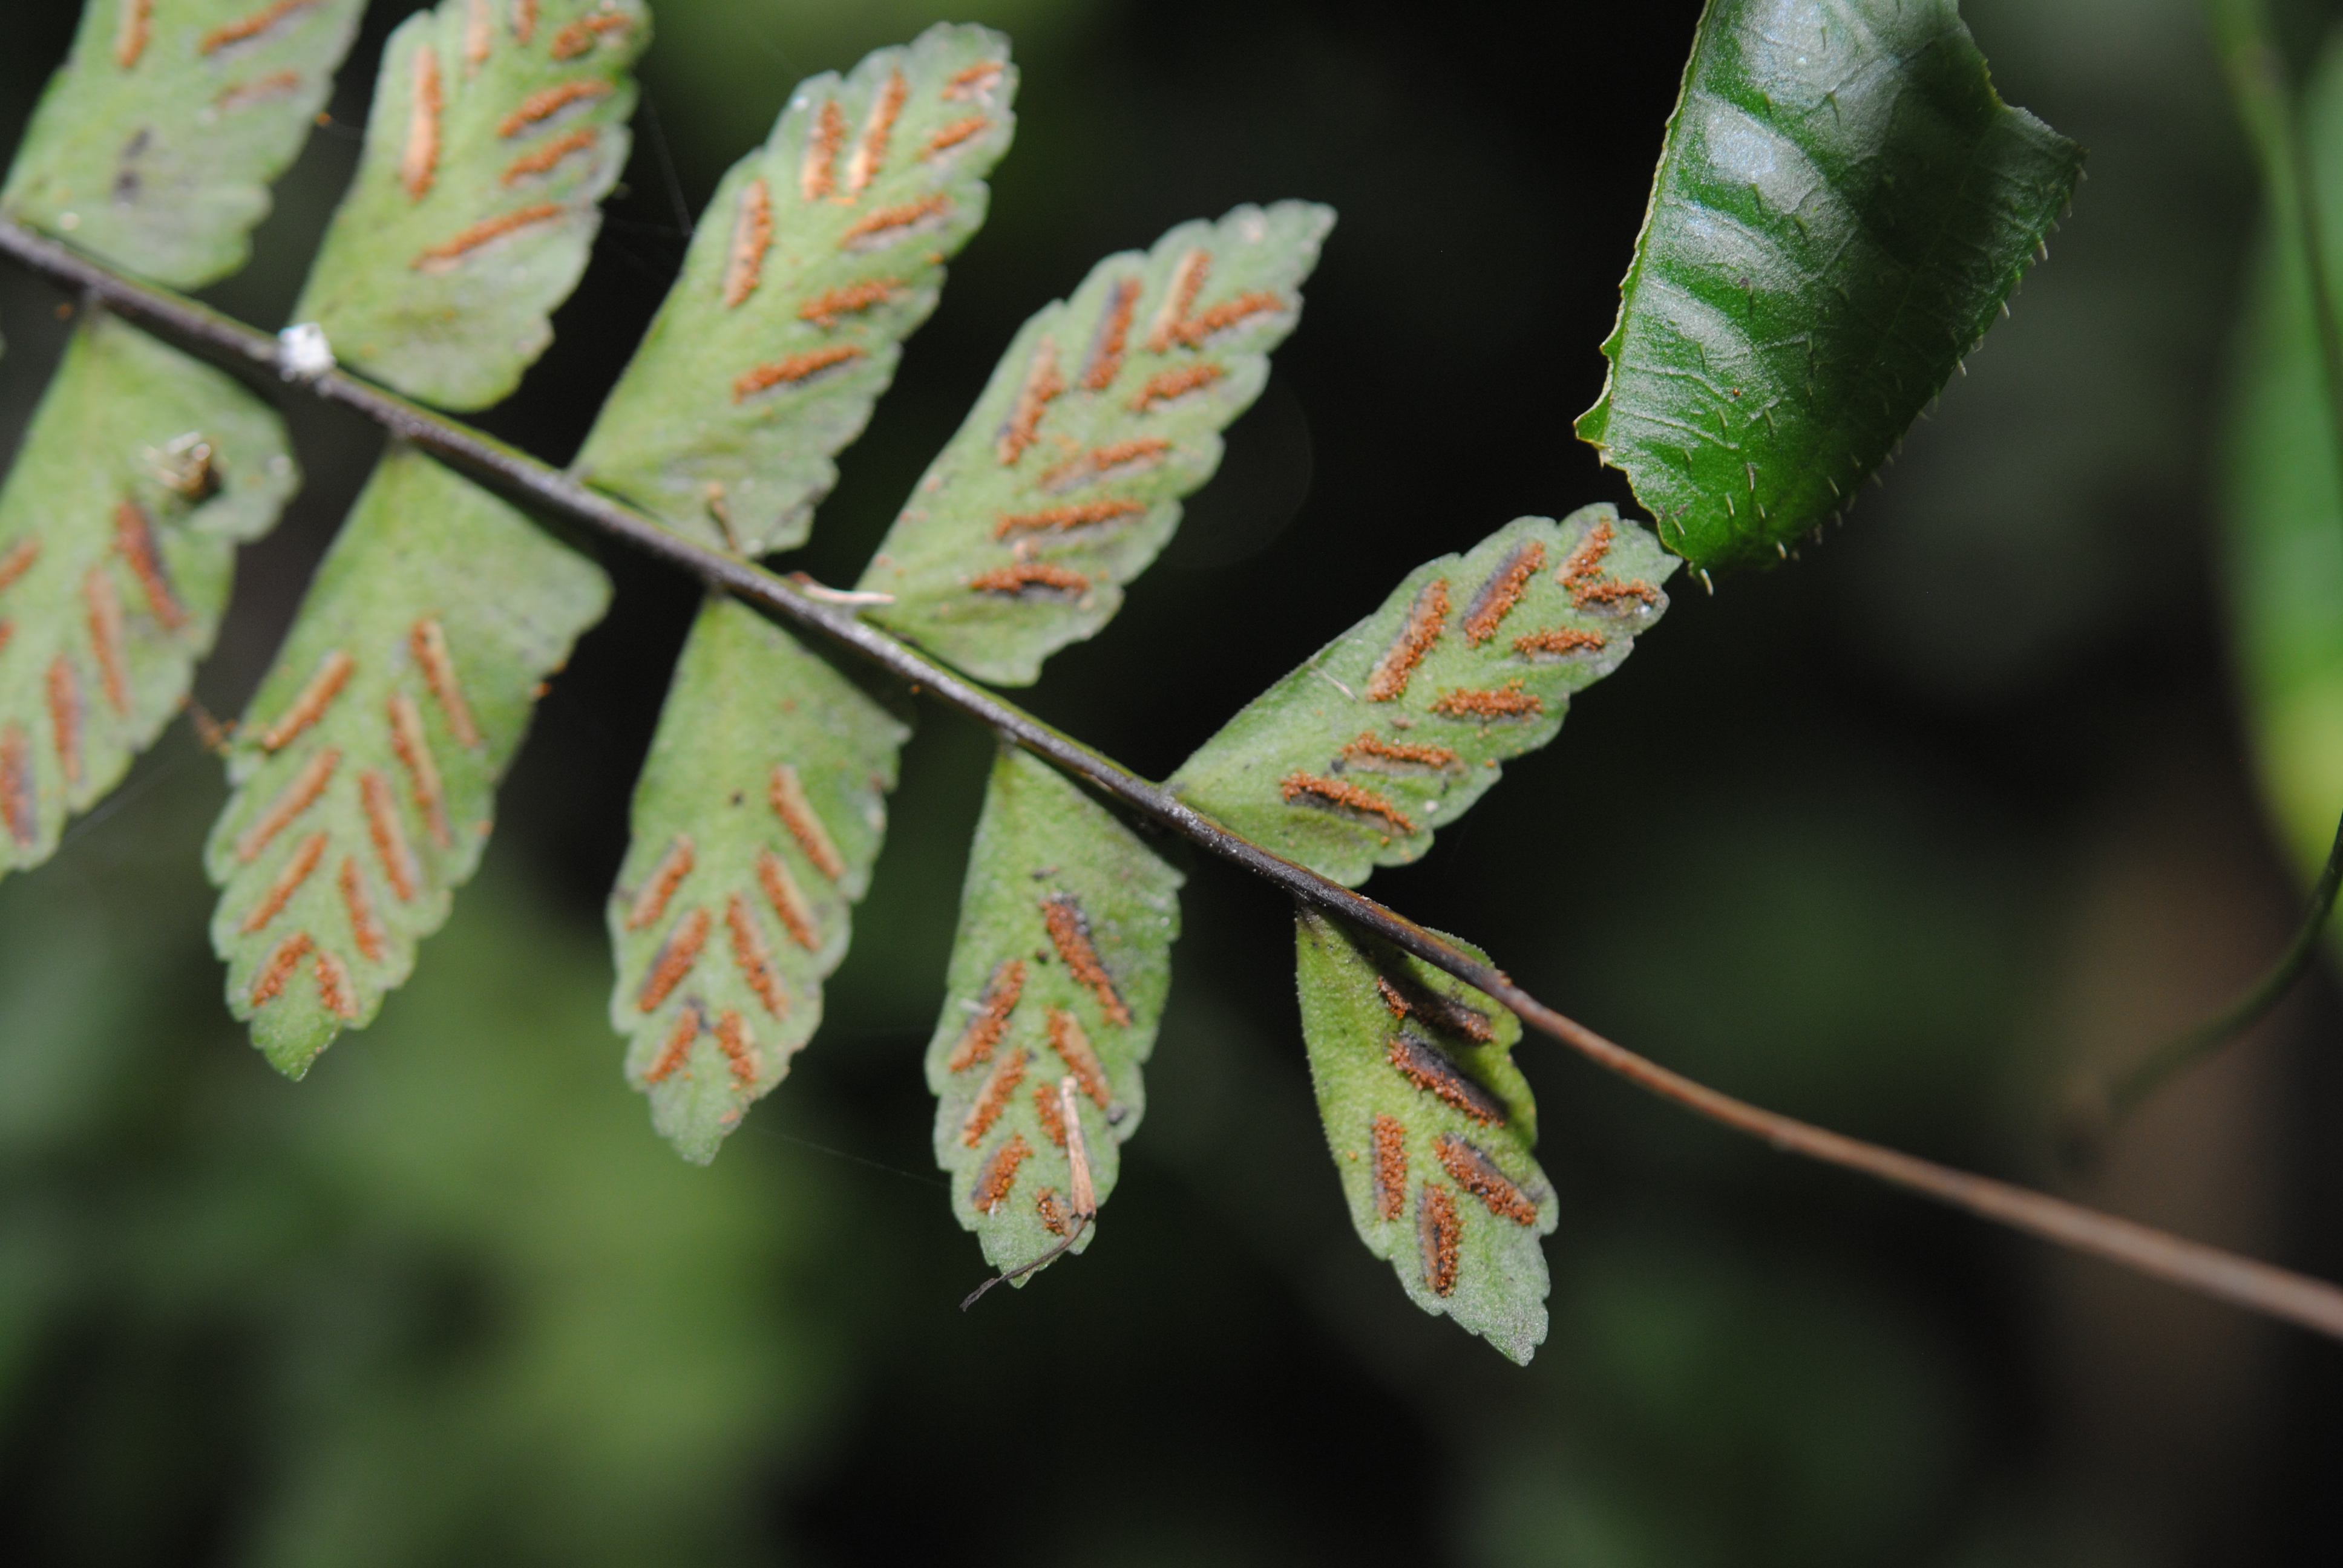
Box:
[6, 214, 2343, 1340]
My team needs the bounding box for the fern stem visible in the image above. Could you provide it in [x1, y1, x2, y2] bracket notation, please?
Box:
[2056, 0, 2343, 1152]
[9, 213, 2343, 1342]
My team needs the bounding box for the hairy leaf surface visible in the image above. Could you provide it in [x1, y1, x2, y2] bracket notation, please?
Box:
[2226, 32, 2343, 891]
[926, 748, 1181, 1278]
[575, 24, 1017, 557]
[859, 201, 1333, 685]
[1296, 910, 1554, 1364]
[2, 0, 364, 289]
[1168, 507, 1671, 887]
[291, 0, 646, 410]
[205, 446, 609, 1076]
[1576, 0, 2082, 575]
[0, 312, 297, 877]
[609, 595, 906, 1163]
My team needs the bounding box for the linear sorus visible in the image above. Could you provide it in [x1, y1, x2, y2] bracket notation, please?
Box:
[415, 203, 566, 269]
[1555, 517, 1613, 588]
[1512, 626, 1605, 656]
[991, 498, 1142, 540]
[1081, 277, 1140, 390]
[240, 830, 327, 933]
[1436, 1134, 1539, 1226]
[971, 1132, 1032, 1214]
[45, 658, 82, 786]
[338, 856, 384, 961]
[1279, 770, 1418, 835]
[1431, 681, 1543, 720]
[249, 930, 314, 1006]
[513, 0, 536, 43]
[1463, 540, 1546, 644]
[313, 946, 357, 1019]
[802, 97, 845, 199]
[1375, 975, 1411, 1020]
[501, 125, 595, 185]
[1041, 892, 1131, 1026]
[962, 1045, 1030, 1146]
[1418, 1183, 1461, 1296]
[1366, 578, 1449, 701]
[359, 768, 419, 901]
[1034, 1080, 1067, 1146]
[497, 79, 611, 138]
[840, 193, 950, 247]
[726, 893, 788, 1018]
[1174, 290, 1285, 346]
[259, 650, 353, 750]
[1039, 436, 1170, 492]
[0, 538, 38, 592]
[799, 276, 903, 326]
[644, 1006, 699, 1084]
[845, 69, 908, 195]
[718, 176, 772, 304]
[116, 0, 152, 68]
[1385, 1033, 1507, 1124]
[768, 763, 846, 878]
[1571, 576, 1659, 609]
[549, 10, 632, 59]
[1145, 249, 1209, 351]
[464, 0, 491, 65]
[996, 338, 1064, 464]
[200, 0, 319, 56]
[113, 501, 185, 627]
[410, 619, 480, 746]
[236, 746, 340, 862]
[732, 344, 864, 401]
[1046, 1007, 1112, 1108]
[945, 60, 1006, 100]
[625, 834, 696, 930]
[637, 906, 710, 1012]
[215, 69, 305, 109]
[755, 847, 821, 950]
[84, 568, 129, 715]
[947, 956, 1026, 1071]
[386, 691, 450, 848]
[1128, 362, 1223, 411]
[969, 561, 1090, 595]
[714, 1009, 758, 1088]
[924, 114, 989, 158]
[1372, 1113, 1408, 1221]
[1339, 733, 1460, 771]
[0, 726, 30, 846]
[1384, 976, 1493, 1044]
[400, 45, 441, 198]
[1035, 1186, 1070, 1235]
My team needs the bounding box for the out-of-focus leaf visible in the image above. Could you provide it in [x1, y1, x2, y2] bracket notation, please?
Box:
[858, 202, 1333, 685]
[1295, 909, 1555, 1364]
[205, 445, 609, 1077]
[2, 0, 364, 289]
[2227, 30, 2343, 889]
[575, 24, 1017, 557]
[925, 747, 1181, 1279]
[1576, 0, 2083, 576]
[0, 312, 296, 878]
[290, 0, 646, 410]
[1167, 507, 1671, 887]
[608, 595, 906, 1163]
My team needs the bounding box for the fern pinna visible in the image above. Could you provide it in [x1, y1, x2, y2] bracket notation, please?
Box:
[15, 0, 2338, 1358]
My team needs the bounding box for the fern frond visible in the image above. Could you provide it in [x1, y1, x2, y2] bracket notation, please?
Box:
[859, 201, 1332, 685]
[1296, 910, 1554, 1363]
[575, 24, 1017, 557]
[0, 312, 296, 878]
[204, 446, 608, 1076]
[927, 748, 1181, 1280]
[1168, 506, 1673, 887]
[608, 596, 907, 1163]
[2, 0, 364, 288]
[292, 0, 647, 409]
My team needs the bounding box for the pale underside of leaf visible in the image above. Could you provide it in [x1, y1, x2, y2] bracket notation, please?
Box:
[2, 0, 365, 289]
[575, 23, 1018, 557]
[857, 201, 1334, 685]
[292, 0, 647, 410]
[1295, 909, 1555, 1364]
[205, 445, 609, 1077]
[609, 595, 908, 1163]
[926, 747, 1182, 1278]
[0, 312, 297, 878]
[1168, 506, 1672, 887]
[1575, 0, 2083, 575]
[2226, 29, 2343, 893]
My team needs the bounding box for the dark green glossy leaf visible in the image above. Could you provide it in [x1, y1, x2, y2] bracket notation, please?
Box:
[1577, 0, 2083, 575]
[1168, 507, 1672, 887]
[1296, 909, 1555, 1364]
[2, 0, 364, 288]
[608, 596, 907, 1163]
[575, 24, 1017, 557]
[205, 445, 609, 1077]
[859, 201, 1332, 685]
[291, 0, 646, 410]
[926, 748, 1181, 1279]
[0, 312, 297, 878]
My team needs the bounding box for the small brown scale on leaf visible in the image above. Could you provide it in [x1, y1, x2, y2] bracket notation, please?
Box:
[1280, 770, 1418, 835]
[1418, 1184, 1462, 1296]
[1371, 1112, 1408, 1221]
[972, 1133, 1032, 1213]
[1386, 1033, 1507, 1124]
[948, 957, 1026, 1071]
[1436, 1134, 1539, 1226]
[1041, 892, 1130, 1026]
[1366, 579, 1448, 701]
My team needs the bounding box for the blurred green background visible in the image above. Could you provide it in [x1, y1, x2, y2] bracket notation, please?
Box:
[2, 0, 2341, 1561]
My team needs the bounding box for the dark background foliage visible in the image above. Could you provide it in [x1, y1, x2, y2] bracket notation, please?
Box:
[1, 0, 2339, 1562]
